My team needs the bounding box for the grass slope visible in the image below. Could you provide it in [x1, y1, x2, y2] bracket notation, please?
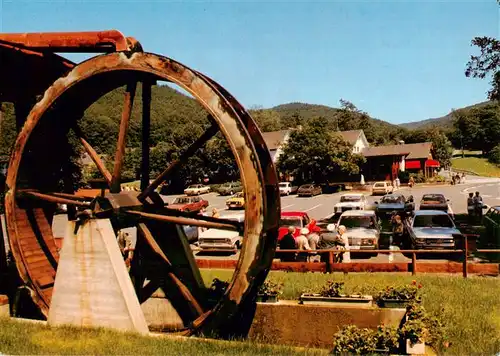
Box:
[0, 318, 326, 356]
[452, 157, 500, 177]
[202, 270, 500, 355]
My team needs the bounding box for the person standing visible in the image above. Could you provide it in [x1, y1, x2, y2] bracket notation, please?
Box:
[391, 211, 404, 247]
[296, 228, 311, 262]
[467, 192, 475, 223]
[473, 191, 484, 223]
[395, 177, 400, 190]
[211, 208, 220, 218]
[409, 176, 415, 188]
[335, 225, 350, 263]
[278, 226, 297, 262]
[117, 230, 135, 270]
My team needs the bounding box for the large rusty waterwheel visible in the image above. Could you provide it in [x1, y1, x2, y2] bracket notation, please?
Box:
[1, 31, 280, 337]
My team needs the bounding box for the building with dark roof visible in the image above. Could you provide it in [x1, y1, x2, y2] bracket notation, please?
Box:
[362, 142, 439, 181]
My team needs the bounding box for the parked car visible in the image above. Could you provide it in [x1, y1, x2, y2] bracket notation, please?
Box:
[372, 181, 393, 196]
[297, 184, 322, 197]
[375, 193, 414, 218]
[225, 192, 245, 210]
[198, 213, 244, 251]
[278, 211, 312, 241]
[217, 182, 243, 196]
[184, 184, 210, 196]
[335, 210, 380, 258]
[419, 194, 449, 212]
[405, 210, 463, 255]
[333, 193, 367, 214]
[167, 196, 209, 212]
[279, 182, 298, 196]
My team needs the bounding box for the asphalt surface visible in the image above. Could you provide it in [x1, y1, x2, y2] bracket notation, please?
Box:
[172, 175, 500, 263]
[51, 175, 500, 264]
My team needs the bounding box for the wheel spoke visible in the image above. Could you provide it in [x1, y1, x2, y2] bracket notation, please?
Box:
[138, 121, 219, 201]
[18, 190, 91, 208]
[111, 82, 137, 193]
[140, 82, 152, 191]
[79, 136, 113, 187]
[138, 223, 204, 316]
[126, 210, 242, 232]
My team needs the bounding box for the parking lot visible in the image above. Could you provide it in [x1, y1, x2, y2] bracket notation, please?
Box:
[165, 176, 500, 263]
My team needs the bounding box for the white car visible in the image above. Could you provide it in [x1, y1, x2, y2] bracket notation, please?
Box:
[334, 193, 367, 214]
[279, 182, 292, 195]
[198, 213, 244, 250]
[372, 181, 393, 196]
[184, 184, 210, 196]
[337, 210, 380, 258]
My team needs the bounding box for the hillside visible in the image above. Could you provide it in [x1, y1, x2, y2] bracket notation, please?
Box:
[400, 101, 492, 130]
[272, 102, 404, 144]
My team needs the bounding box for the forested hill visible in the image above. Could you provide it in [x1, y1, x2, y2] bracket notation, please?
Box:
[400, 101, 492, 130]
[271, 102, 404, 145]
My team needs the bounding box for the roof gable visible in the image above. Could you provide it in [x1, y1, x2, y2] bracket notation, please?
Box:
[339, 130, 362, 145]
[363, 142, 432, 158]
[262, 130, 290, 150]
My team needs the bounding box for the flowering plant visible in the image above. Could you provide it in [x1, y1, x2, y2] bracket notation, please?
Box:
[319, 281, 345, 297]
[258, 280, 283, 296]
[377, 280, 422, 302]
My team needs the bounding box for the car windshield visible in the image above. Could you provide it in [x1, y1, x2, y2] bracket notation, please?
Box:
[339, 216, 376, 229]
[279, 183, 288, 187]
[422, 195, 445, 203]
[188, 185, 199, 189]
[381, 195, 403, 204]
[374, 183, 385, 187]
[234, 192, 244, 197]
[173, 197, 190, 204]
[280, 217, 303, 227]
[341, 195, 361, 202]
[301, 185, 312, 189]
[413, 214, 454, 228]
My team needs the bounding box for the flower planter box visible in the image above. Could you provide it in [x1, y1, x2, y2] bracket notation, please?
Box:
[299, 293, 373, 307]
[406, 339, 425, 355]
[378, 298, 410, 308]
[256, 294, 279, 303]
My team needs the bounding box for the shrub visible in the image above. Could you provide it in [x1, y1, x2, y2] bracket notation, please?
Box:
[410, 172, 426, 183]
[488, 144, 500, 165]
[375, 325, 399, 352]
[376, 281, 422, 302]
[398, 170, 410, 183]
[258, 280, 283, 296]
[319, 281, 345, 297]
[400, 319, 428, 346]
[331, 325, 377, 355]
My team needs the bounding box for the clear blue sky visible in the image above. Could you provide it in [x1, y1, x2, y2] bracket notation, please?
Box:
[1, 0, 498, 124]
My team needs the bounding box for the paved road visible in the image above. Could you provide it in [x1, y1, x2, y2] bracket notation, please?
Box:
[51, 179, 500, 264]
[172, 179, 500, 263]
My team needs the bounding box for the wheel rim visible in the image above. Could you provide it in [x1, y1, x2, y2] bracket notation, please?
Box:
[5, 51, 280, 337]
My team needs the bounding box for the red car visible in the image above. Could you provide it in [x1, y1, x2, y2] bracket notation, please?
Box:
[167, 196, 209, 213]
[278, 211, 319, 241]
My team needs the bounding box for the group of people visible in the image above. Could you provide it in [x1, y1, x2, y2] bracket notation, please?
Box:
[451, 172, 466, 185]
[277, 221, 351, 263]
[467, 191, 484, 223]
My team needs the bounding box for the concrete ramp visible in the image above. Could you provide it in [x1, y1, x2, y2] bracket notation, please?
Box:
[47, 219, 149, 334]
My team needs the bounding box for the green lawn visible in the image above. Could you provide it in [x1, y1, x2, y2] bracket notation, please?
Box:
[451, 157, 500, 177]
[0, 318, 326, 356]
[203, 270, 500, 355]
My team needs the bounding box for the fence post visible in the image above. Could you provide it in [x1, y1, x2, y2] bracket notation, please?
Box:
[412, 252, 417, 276]
[328, 251, 334, 274]
[463, 235, 468, 278]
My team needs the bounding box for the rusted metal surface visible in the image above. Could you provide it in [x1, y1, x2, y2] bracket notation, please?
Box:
[0, 30, 131, 52]
[78, 137, 112, 186]
[127, 210, 240, 231]
[2, 35, 279, 338]
[111, 82, 137, 193]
